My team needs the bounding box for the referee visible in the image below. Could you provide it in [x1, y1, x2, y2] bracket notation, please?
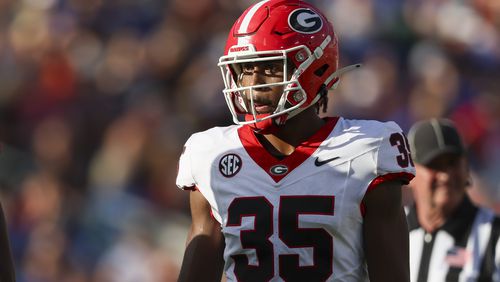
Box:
[406, 118, 500, 282]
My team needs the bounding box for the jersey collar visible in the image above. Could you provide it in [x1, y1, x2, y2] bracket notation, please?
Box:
[238, 117, 339, 183]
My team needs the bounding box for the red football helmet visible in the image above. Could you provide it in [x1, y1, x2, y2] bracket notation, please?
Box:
[218, 0, 357, 133]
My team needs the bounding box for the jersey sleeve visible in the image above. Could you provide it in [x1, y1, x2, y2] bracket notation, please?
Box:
[372, 121, 416, 187]
[176, 135, 196, 190]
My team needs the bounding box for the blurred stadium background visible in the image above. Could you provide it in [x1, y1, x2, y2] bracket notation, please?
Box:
[0, 0, 498, 281]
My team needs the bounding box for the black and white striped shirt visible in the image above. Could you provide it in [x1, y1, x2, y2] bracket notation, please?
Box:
[407, 196, 500, 282]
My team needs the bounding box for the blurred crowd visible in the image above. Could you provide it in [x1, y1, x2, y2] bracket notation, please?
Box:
[0, 0, 498, 281]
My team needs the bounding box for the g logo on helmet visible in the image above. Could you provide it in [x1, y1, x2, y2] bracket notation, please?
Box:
[288, 8, 323, 34]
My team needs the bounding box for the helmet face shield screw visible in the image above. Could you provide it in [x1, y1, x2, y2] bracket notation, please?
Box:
[295, 52, 306, 62]
[293, 92, 303, 102]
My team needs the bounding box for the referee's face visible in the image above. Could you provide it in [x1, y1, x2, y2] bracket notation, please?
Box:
[414, 153, 469, 216]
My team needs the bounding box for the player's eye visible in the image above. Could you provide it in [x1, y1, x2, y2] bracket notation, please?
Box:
[241, 63, 255, 75]
[263, 62, 283, 76]
[239, 61, 284, 77]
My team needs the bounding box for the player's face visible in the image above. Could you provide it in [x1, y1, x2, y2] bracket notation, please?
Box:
[413, 153, 469, 214]
[237, 60, 287, 114]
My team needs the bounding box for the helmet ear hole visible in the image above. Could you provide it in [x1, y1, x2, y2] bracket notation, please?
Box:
[314, 64, 329, 77]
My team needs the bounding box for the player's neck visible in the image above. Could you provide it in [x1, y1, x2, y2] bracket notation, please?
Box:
[258, 108, 326, 158]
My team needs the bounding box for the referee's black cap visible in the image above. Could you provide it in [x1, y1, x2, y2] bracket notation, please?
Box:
[408, 118, 465, 166]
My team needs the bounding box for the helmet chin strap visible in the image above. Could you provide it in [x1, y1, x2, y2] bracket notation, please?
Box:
[284, 63, 363, 121]
[246, 114, 281, 134]
[325, 63, 362, 89]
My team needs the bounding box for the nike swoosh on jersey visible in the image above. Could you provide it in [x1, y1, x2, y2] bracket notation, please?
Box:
[314, 156, 340, 166]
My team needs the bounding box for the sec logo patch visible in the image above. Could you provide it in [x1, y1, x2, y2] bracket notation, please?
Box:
[219, 154, 242, 178]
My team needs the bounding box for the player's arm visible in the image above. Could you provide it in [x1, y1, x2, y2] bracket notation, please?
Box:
[362, 180, 409, 282]
[0, 202, 15, 282]
[178, 189, 225, 282]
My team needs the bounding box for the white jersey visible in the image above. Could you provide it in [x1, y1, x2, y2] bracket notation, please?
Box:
[177, 117, 415, 282]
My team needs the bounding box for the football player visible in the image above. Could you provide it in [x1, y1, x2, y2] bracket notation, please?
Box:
[176, 0, 415, 281]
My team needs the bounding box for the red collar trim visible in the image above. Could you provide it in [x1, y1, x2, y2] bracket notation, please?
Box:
[238, 117, 339, 183]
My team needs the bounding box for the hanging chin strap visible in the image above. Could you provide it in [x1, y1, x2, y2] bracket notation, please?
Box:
[283, 63, 362, 122]
[325, 63, 362, 90]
